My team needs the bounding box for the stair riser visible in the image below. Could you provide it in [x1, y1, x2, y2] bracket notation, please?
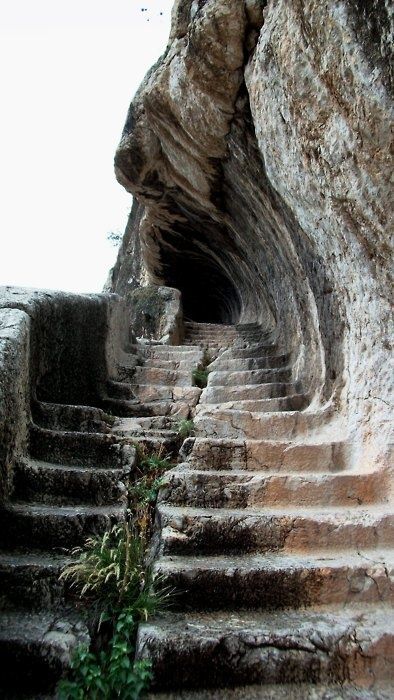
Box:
[32, 402, 112, 434]
[198, 396, 308, 413]
[143, 358, 202, 370]
[156, 562, 393, 610]
[158, 511, 394, 555]
[133, 367, 193, 386]
[183, 440, 348, 472]
[13, 463, 130, 506]
[136, 631, 372, 691]
[194, 410, 328, 440]
[0, 563, 67, 610]
[160, 470, 385, 509]
[29, 427, 134, 469]
[0, 510, 124, 550]
[202, 383, 299, 403]
[210, 355, 291, 371]
[0, 642, 67, 694]
[208, 368, 292, 387]
[129, 385, 201, 404]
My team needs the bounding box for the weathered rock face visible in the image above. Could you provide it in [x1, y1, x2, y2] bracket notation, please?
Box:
[112, 0, 393, 465]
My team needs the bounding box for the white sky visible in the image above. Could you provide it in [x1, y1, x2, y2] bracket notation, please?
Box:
[0, 1, 173, 293]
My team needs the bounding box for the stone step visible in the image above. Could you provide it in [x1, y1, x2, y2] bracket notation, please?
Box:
[197, 394, 308, 413]
[31, 401, 112, 433]
[143, 357, 202, 370]
[0, 503, 125, 550]
[136, 606, 394, 691]
[223, 343, 278, 359]
[181, 438, 350, 472]
[107, 379, 137, 400]
[201, 382, 300, 404]
[208, 367, 292, 386]
[13, 459, 131, 506]
[157, 504, 394, 555]
[184, 322, 236, 331]
[129, 384, 201, 405]
[0, 550, 71, 610]
[147, 683, 394, 699]
[154, 549, 394, 610]
[129, 436, 180, 456]
[194, 407, 331, 440]
[159, 467, 386, 509]
[133, 366, 193, 386]
[0, 610, 89, 695]
[29, 425, 135, 469]
[114, 415, 182, 433]
[209, 353, 291, 371]
[102, 397, 191, 420]
[141, 345, 203, 358]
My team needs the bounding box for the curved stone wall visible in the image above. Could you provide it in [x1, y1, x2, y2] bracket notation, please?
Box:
[111, 0, 393, 464]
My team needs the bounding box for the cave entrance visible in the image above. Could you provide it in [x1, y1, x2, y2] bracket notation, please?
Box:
[160, 251, 241, 324]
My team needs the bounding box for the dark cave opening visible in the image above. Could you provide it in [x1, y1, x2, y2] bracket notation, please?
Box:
[159, 250, 242, 324]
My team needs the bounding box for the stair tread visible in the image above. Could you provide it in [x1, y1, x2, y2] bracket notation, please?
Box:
[147, 683, 394, 700]
[5, 502, 126, 515]
[0, 608, 87, 639]
[166, 466, 377, 478]
[159, 503, 394, 517]
[138, 603, 394, 637]
[22, 458, 125, 474]
[155, 548, 394, 571]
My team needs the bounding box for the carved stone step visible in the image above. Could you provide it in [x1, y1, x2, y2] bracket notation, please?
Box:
[133, 366, 193, 386]
[194, 407, 331, 439]
[208, 367, 292, 387]
[102, 398, 191, 419]
[209, 353, 291, 371]
[157, 504, 394, 555]
[154, 549, 394, 610]
[159, 467, 387, 508]
[13, 459, 131, 506]
[0, 611, 89, 695]
[197, 394, 308, 413]
[182, 438, 350, 472]
[147, 683, 393, 699]
[29, 425, 135, 469]
[222, 343, 278, 358]
[143, 357, 203, 370]
[136, 606, 394, 691]
[31, 401, 112, 433]
[129, 384, 201, 404]
[141, 346, 203, 358]
[201, 382, 299, 404]
[0, 550, 71, 610]
[0, 503, 126, 550]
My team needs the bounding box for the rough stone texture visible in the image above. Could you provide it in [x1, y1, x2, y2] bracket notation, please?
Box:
[0, 309, 30, 502]
[113, 0, 393, 468]
[127, 284, 183, 344]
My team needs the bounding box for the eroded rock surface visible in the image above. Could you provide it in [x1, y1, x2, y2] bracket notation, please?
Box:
[112, 0, 393, 468]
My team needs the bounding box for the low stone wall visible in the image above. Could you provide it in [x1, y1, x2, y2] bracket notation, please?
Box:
[0, 287, 126, 503]
[0, 308, 30, 502]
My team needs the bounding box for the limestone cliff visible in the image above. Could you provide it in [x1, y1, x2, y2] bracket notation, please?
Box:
[111, 0, 393, 465]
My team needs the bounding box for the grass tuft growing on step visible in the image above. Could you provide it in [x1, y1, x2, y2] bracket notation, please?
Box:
[192, 349, 212, 389]
[192, 367, 209, 389]
[58, 446, 175, 699]
[176, 418, 195, 439]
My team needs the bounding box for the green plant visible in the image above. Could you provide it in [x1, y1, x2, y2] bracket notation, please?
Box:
[58, 611, 153, 699]
[130, 445, 175, 540]
[192, 367, 209, 389]
[176, 418, 195, 439]
[59, 522, 171, 699]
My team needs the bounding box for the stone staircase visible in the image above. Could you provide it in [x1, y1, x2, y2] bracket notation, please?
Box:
[0, 321, 392, 698]
[135, 325, 394, 697]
